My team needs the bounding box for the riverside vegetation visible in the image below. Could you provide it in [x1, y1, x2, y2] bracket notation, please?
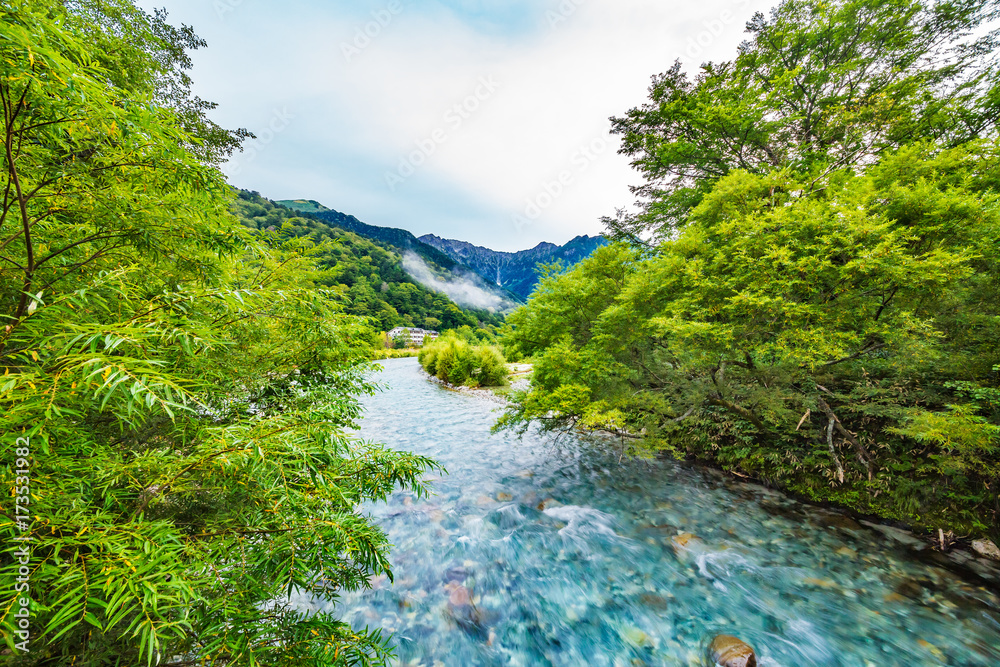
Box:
[0, 1, 439, 663]
[500, 0, 1000, 540]
[418, 333, 509, 388]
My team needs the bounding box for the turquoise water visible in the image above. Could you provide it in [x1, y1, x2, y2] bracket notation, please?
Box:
[298, 359, 1000, 666]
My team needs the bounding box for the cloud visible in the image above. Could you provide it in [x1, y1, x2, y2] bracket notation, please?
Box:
[140, 0, 774, 250]
[401, 252, 517, 312]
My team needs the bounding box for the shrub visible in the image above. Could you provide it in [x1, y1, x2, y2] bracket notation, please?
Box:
[419, 334, 508, 387]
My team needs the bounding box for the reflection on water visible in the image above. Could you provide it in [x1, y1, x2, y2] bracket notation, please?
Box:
[296, 359, 1000, 666]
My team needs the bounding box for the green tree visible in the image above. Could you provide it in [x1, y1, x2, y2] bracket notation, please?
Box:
[502, 0, 1000, 538]
[1, 2, 435, 663]
[503, 142, 1000, 537]
[605, 0, 1000, 243]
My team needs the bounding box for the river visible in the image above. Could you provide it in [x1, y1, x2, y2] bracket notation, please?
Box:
[296, 358, 1000, 666]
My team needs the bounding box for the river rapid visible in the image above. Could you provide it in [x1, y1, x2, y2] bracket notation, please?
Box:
[296, 358, 1000, 666]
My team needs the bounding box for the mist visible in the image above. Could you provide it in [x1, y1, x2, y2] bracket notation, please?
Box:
[402, 252, 518, 313]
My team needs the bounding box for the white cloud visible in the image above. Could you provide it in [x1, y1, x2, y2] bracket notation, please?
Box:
[140, 0, 774, 250]
[401, 252, 517, 312]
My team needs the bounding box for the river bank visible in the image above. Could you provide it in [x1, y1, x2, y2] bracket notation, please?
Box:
[435, 363, 1000, 577]
[296, 358, 1000, 666]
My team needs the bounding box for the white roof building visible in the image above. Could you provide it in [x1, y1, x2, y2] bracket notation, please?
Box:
[388, 327, 440, 347]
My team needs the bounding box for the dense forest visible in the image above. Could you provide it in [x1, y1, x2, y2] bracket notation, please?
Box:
[501, 0, 1000, 539]
[233, 191, 505, 333]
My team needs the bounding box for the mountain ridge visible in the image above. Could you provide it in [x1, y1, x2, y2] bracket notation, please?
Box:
[275, 198, 522, 311]
[277, 199, 608, 302]
[277, 200, 459, 272]
[419, 233, 609, 300]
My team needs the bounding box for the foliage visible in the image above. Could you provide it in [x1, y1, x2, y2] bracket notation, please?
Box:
[605, 0, 1000, 243]
[372, 348, 420, 360]
[0, 1, 436, 664]
[232, 192, 505, 334]
[502, 140, 1000, 537]
[419, 334, 508, 388]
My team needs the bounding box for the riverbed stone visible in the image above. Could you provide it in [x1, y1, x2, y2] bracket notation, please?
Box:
[709, 635, 757, 667]
[972, 538, 1000, 561]
[861, 520, 925, 548]
[814, 512, 862, 531]
[894, 577, 930, 599]
[670, 532, 701, 555]
[448, 584, 471, 606]
[537, 498, 562, 510]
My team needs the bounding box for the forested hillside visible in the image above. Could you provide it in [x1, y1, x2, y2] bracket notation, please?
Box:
[235, 192, 504, 332]
[277, 199, 460, 271]
[501, 0, 1000, 539]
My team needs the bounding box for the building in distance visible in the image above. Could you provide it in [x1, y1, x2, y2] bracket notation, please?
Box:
[387, 327, 440, 348]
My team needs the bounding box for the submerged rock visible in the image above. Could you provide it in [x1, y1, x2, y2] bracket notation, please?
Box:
[894, 578, 930, 600]
[443, 582, 498, 642]
[670, 533, 703, 560]
[972, 538, 1000, 561]
[448, 584, 471, 606]
[622, 625, 655, 649]
[709, 635, 757, 667]
[537, 498, 562, 511]
[814, 512, 862, 531]
[918, 639, 946, 662]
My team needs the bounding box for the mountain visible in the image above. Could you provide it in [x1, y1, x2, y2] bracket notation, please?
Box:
[418, 234, 609, 300]
[277, 200, 458, 272]
[276, 198, 606, 304]
[276, 199, 330, 214]
[235, 191, 510, 332]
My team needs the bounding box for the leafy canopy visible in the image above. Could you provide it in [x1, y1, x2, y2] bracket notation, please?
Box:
[1, 1, 435, 664]
[605, 0, 1000, 243]
[503, 142, 1000, 535]
[503, 0, 1000, 538]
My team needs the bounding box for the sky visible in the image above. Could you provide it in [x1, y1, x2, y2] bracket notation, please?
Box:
[138, 0, 773, 251]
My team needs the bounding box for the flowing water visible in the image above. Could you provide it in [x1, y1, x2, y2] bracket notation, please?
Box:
[296, 359, 1000, 666]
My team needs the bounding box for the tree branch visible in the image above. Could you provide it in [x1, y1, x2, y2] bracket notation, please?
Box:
[822, 341, 885, 367]
[817, 397, 873, 479]
[707, 396, 767, 432]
